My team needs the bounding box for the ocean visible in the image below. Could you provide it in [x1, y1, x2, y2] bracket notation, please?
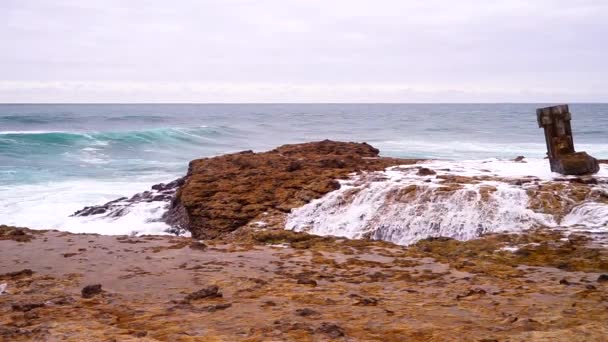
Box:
[1, 103, 607, 236]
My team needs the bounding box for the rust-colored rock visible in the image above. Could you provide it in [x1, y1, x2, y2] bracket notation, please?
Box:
[417, 167, 436, 176]
[553, 151, 600, 176]
[0, 225, 40, 242]
[184, 285, 222, 302]
[2, 227, 608, 341]
[537, 105, 599, 175]
[166, 140, 417, 239]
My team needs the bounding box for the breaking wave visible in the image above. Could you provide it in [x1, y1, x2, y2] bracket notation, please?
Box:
[0, 126, 230, 149]
[0, 176, 174, 235]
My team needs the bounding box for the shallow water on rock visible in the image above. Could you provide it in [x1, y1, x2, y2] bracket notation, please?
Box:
[287, 159, 608, 245]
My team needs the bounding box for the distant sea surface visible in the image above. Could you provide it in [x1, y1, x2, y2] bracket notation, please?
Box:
[1, 103, 607, 233]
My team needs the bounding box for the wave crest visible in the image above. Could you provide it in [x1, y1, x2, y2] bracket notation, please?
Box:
[0, 126, 230, 148]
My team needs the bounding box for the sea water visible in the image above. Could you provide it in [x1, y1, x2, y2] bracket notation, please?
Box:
[0, 103, 607, 236]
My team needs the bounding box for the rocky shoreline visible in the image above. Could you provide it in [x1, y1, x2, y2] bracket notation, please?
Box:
[73, 140, 419, 239]
[2, 140, 608, 341]
[1, 226, 608, 341]
[71, 140, 608, 244]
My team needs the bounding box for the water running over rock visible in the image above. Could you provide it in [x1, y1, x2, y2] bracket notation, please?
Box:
[287, 159, 608, 245]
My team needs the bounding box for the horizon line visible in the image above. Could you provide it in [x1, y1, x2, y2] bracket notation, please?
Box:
[1, 102, 607, 105]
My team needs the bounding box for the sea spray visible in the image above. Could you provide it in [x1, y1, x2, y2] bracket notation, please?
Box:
[562, 202, 608, 231]
[0, 177, 175, 235]
[287, 159, 608, 245]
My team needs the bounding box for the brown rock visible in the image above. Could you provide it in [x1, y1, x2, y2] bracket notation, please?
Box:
[417, 167, 436, 176]
[166, 140, 417, 239]
[350, 294, 379, 306]
[295, 308, 320, 317]
[203, 303, 232, 312]
[12, 303, 45, 312]
[189, 241, 207, 251]
[131, 331, 147, 338]
[81, 284, 102, 298]
[456, 288, 487, 300]
[0, 269, 34, 280]
[297, 277, 318, 287]
[0, 226, 38, 242]
[554, 152, 600, 175]
[184, 285, 222, 301]
[537, 105, 599, 175]
[316, 322, 345, 338]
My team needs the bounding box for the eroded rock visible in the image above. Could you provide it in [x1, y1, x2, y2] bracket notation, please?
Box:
[316, 322, 345, 338]
[537, 105, 599, 175]
[0, 226, 38, 242]
[81, 284, 102, 298]
[417, 167, 436, 176]
[0, 269, 34, 280]
[71, 177, 185, 221]
[295, 308, 320, 317]
[166, 140, 416, 239]
[12, 302, 45, 312]
[184, 285, 222, 302]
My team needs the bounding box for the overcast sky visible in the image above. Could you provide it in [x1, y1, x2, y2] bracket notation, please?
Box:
[1, 0, 607, 102]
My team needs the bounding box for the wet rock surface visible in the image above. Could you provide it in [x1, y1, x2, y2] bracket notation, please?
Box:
[416, 167, 436, 176]
[71, 177, 185, 220]
[4, 142, 608, 340]
[69, 141, 415, 238]
[166, 140, 417, 239]
[81, 284, 102, 298]
[0, 225, 40, 243]
[183, 285, 222, 302]
[1, 227, 608, 341]
[554, 151, 600, 175]
[537, 105, 600, 175]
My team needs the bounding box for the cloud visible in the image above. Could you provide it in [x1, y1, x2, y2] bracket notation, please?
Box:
[0, 81, 604, 103]
[0, 0, 607, 102]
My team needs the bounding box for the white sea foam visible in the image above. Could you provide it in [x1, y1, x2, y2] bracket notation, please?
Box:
[0, 175, 177, 235]
[561, 202, 608, 231]
[0, 130, 68, 135]
[286, 159, 608, 246]
[377, 140, 608, 159]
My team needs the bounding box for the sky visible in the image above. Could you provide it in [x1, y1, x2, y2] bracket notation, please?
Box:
[1, 0, 607, 103]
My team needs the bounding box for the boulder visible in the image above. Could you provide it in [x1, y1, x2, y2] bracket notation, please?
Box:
[81, 284, 102, 298]
[553, 152, 600, 176]
[165, 140, 417, 239]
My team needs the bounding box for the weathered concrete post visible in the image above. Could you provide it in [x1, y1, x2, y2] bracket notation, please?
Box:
[537, 104, 599, 175]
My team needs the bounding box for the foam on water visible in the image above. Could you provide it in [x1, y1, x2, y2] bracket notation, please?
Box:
[0, 176, 176, 235]
[376, 140, 608, 160]
[287, 159, 608, 245]
[562, 203, 608, 231]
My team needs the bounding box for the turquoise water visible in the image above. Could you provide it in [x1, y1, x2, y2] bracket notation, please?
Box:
[0, 103, 606, 233]
[2, 103, 607, 185]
